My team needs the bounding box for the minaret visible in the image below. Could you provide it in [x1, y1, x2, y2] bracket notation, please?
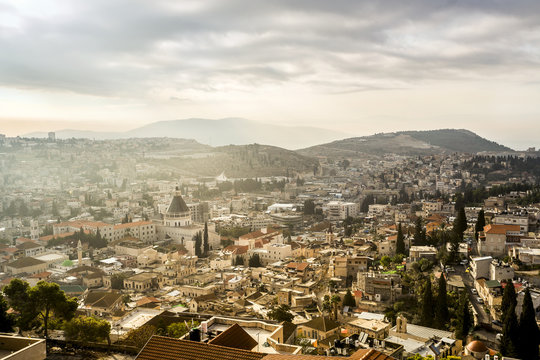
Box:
[77, 240, 83, 265]
[30, 220, 39, 241]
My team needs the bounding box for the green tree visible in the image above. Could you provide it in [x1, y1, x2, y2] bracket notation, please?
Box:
[344, 224, 353, 237]
[406, 355, 434, 360]
[501, 280, 517, 322]
[248, 253, 262, 267]
[518, 288, 540, 360]
[453, 207, 467, 241]
[500, 303, 520, 358]
[434, 274, 449, 329]
[322, 295, 332, 313]
[414, 217, 425, 245]
[234, 256, 244, 266]
[167, 322, 188, 338]
[303, 200, 315, 215]
[52, 201, 59, 217]
[0, 292, 15, 332]
[3, 279, 38, 331]
[124, 324, 156, 350]
[396, 223, 406, 256]
[421, 279, 434, 327]
[474, 210, 485, 240]
[331, 295, 341, 320]
[342, 290, 356, 308]
[110, 273, 126, 290]
[64, 316, 111, 345]
[29, 281, 78, 338]
[4, 279, 77, 338]
[380, 256, 391, 269]
[360, 194, 374, 213]
[454, 193, 464, 213]
[454, 291, 472, 341]
[267, 304, 294, 322]
[203, 222, 209, 256]
[447, 230, 461, 264]
[193, 231, 202, 257]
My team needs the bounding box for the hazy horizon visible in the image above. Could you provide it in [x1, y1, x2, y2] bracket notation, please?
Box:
[1, 1, 539, 149]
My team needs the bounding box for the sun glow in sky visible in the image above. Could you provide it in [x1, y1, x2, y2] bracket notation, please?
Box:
[1, 0, 540, 149]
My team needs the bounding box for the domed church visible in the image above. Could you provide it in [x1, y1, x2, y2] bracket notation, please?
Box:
[156, 188, 220, 255]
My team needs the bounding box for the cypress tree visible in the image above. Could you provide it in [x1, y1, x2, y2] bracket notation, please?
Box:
[435, 274, 449, 329]
[203, 222, 209, 256]
[193, 231, 202, 257]
[396, 223, 406, 256]
[343, 290, 356, 308]
[414, 217, 424, 245]
[248, 254, 262, 267]
[453, 207, 467, 241]
[455, 291, 472, 341]
[501, 280, 517, 321]
[474, 210, 485, 240]
[518, 288, 540, 360]
[421, 278, 434, 327]
[454, 193, 465, 212]
[501, 303, 520, 358]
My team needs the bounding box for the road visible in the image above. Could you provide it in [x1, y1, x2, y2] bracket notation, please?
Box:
[456, 264, 490, 325]
[455, 263, 499, 347]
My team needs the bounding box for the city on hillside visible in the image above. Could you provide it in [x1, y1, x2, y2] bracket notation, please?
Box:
[1, 1, 539, 359]
[0, 134, 539, 360]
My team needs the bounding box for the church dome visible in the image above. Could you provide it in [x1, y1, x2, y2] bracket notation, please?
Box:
[466, 340, 488, 353]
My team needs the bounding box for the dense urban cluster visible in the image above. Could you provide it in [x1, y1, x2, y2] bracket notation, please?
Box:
[0, 135, 539, 360]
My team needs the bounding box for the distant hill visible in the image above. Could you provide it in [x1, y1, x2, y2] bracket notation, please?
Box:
[25, 118, 347, 150]
[155, 143, 319, 177]
[299, 129, 513, 157]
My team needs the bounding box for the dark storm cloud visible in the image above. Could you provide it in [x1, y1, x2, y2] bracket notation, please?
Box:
[0, 0, 539, 97]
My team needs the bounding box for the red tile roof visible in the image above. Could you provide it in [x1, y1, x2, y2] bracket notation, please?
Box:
[114, 221, 153, 230]
[224, 245, 249, 255]
[483, 224, 520, 234]
[54, 220, 110, 229]
[349, 349, 396, 359]
[39, 231, 77, 242]
[262, 349, 395, 360]
[28, 271, 52, 278]
[208, 323, 258, 351]
[136, 336, 266, 360]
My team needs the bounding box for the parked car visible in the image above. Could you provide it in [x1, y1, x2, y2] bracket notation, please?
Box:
[471, 289, 478, 295]
[476, 297, 484, 304]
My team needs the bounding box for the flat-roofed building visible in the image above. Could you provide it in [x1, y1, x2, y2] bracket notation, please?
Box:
[470, 256, 493, 279]
[5, 256, 47, 275]
[346, 318, 391, 340]
[124, 272, 162, 291]
[0, 335, 46, 360]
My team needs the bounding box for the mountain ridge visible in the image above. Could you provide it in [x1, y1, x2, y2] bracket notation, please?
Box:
[298, 128, 513, 157]
[24, 117, 347, 150]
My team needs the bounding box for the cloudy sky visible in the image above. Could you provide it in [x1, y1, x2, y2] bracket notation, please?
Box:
[1, 0, 539, 149]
